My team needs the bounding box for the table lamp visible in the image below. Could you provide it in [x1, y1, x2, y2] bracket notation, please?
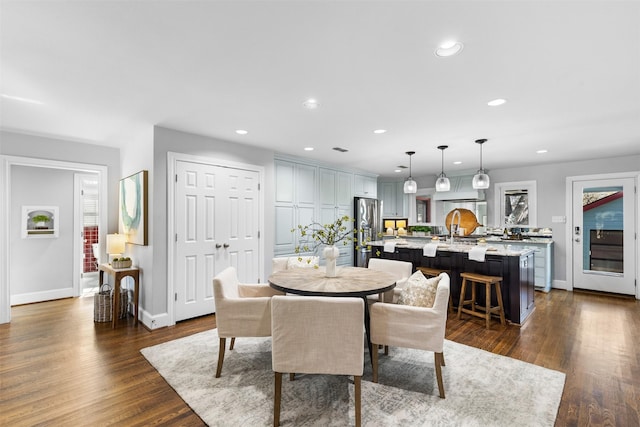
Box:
[106, 233, 126, 263]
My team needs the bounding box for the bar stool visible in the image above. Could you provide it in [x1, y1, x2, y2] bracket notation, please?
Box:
[417, 267, 453, 312]
[457, 272, 506, 329]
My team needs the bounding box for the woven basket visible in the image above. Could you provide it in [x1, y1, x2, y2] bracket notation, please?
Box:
[93, 284, 130, 322]
[94, 284, 113, 322]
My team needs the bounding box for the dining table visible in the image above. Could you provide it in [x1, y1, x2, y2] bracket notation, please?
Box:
[268, 265, 397, 364]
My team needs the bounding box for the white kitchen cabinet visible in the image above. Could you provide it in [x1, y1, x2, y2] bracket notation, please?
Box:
[497, 240, 553, 292]
[274, 160, 317, 256]
[319, 168, 353, 266]
[354, 174, 377, 197]
[275, 157, 378, 267]
[380, 181, 407, 217]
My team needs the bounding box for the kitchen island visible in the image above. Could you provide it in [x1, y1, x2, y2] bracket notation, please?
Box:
[369, 239, 536, 324]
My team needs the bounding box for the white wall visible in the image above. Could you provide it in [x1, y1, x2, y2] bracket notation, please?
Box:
[485, 155, 640, 283]
[0, 131, 121, 232]
[10, 166, 74, 298]
[117, 127, 154, 320]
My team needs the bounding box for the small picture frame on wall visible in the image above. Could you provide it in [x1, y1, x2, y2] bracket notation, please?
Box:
[22, 206, 59, 238]
[119, 170, 148, 245]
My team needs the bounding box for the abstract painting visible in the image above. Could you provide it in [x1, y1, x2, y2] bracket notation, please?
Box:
[119, 170, 148, 245]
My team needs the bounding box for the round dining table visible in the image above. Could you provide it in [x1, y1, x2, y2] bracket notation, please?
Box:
[268, 266, 397, 364]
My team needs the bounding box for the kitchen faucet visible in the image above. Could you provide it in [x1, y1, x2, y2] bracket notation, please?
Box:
[450, 209, 461, 243]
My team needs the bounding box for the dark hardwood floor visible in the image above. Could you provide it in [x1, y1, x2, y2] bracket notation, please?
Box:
[1, 289, 639, 426]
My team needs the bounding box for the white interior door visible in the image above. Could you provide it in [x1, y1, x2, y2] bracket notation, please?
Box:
[223, 167, 261, 282]
[571, 177, 636, 294]
[174, 160, 260, 322]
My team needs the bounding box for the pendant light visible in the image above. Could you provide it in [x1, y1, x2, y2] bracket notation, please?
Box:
[435, 145, 450, 192]
[403, 151, 417, 194]
[472, 138, 490, 189]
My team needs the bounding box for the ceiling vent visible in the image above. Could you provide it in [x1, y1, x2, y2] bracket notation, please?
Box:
[332, 147, 349, 152]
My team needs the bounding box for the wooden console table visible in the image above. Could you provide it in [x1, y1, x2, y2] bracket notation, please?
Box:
[98, 263, 140, 328]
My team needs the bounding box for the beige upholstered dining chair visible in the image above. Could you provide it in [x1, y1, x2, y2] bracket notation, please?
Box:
[271, 256, 319, 274]
[370, 272, 450, 398]
[212, 266, 283, 378]
[271, 295, 365, 427]
[367, 258, 413, 303]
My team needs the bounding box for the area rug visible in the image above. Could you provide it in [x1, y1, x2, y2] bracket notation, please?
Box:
[141, 329, 565, 426]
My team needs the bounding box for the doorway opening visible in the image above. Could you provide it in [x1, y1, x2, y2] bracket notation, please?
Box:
[0, 155, 108, 324]
[76, 173, 102, 297]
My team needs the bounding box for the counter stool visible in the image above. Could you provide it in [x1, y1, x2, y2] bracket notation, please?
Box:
[457, 272, 506, 329]
[417, 267, 453, 312]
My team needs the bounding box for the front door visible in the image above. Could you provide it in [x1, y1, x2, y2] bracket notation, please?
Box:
[571, 177, 636, 295]
[174, 160, 261, 321]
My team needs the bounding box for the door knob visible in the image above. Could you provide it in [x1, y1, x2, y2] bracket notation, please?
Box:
[223, 243, 230, 248]
[215, 244, 222, 248]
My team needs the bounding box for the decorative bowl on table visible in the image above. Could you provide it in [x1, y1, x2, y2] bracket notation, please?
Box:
[111, 258, 132, 269]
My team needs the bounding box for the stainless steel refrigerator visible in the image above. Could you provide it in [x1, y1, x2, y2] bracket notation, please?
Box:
[353, 197, 382, 267]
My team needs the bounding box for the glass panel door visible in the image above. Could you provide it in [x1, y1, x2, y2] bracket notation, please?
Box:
[572, 178, 635, 294]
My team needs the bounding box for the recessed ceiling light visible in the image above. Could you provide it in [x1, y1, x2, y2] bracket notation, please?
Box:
[536, 149, 548, 154]
[304, 147, 314, 151]
[1, 93, 44, 105]
[435, 41, 464, 57]
[487, 98, 507, 107]
[235, 129, 248, 135]
[453, 161, 462, 165]
[303, 98, 319, 109]
[394, 169, 402, 173]
[373, 129, 387, 134]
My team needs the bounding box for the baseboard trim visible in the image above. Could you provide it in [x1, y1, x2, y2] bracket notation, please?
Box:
[11, 288, 74, 306]
[139, 308, 170, 330]
[552, 280, 568, 290]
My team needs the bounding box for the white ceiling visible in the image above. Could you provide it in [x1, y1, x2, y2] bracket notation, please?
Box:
[1, 1, 639, 178]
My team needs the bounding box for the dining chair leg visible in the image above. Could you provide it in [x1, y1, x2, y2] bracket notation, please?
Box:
[372, 344, 379, 383]
[434, 352, 445, 398]
[354, 375, 362, 427]
[215, 337, 226, 378]
[274, 372, 282, 426]
[230, 337, 236, 350]
[289, 373, 295, 381]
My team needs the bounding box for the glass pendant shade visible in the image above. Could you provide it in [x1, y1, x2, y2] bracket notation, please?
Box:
[472, 138, 490, 189]
[404, 178, 417, 194]
[472, 171, 490, 189]
[435, 145, 450, 192]
[436, 174, 451, 192]
[403, 151, 417, 194]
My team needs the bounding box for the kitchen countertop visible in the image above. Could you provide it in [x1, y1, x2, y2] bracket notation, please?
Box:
[369, 239, 535, 257]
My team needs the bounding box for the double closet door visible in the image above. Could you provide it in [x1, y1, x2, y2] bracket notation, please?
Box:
[174, 160, 260, 322]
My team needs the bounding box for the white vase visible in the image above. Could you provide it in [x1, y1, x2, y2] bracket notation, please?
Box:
[323, 245, 340, 278]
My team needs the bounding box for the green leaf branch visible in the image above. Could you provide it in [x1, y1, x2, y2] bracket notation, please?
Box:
[292, 215, 372, 254]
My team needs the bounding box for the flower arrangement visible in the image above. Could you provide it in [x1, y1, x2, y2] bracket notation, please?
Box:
[292, 215, 359, 254]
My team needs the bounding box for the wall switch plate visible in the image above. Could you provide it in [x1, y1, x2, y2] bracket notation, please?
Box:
[552, 216, 566, 223]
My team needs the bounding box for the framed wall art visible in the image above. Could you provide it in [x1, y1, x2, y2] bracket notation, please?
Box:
[494, 180, 537, 228]
[119, 170, 148, 245]
[22, 206, 59, 238]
